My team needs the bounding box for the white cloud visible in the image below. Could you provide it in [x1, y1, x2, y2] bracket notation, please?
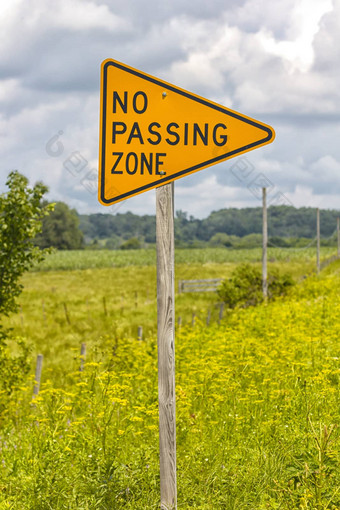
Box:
[285, 185, 340, 210]
[0, 0, 339, 218]
[175, 175, 263, 218]
[45, 0, 130, 31]
[258, 0, 333, 73]
[0, 0, 129, 33]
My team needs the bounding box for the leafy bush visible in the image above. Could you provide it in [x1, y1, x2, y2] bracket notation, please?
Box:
[209, 232, 234, 247]
[217, 263, 294, 308]
[120, 237, 141, 250]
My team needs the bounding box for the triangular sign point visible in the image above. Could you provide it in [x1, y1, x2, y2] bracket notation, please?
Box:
[99, 59, 275, 205]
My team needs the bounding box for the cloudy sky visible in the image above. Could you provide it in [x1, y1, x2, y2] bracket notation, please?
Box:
[0, 0, 339, 218]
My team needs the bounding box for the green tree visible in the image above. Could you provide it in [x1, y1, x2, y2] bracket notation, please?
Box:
[35, 201, 83, 250]
[0, 171, 52, 405]
[0, 171, 52, 316]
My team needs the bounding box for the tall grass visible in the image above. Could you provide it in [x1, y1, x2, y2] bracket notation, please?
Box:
[1, 261, 340, 508]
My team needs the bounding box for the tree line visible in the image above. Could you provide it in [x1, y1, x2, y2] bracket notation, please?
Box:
[35, 201, 340, 250]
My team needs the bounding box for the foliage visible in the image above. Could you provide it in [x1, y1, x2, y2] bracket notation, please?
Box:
[0, 326, 30, 418]
[79, 211, 156, 245]
[35, 201, 83, 250]
[1, 263, 340, 508]
[105, 235, 121, 250]
[234, 233, 263, 248]
[79, 206, 340, 248]
[217, 263, 295, 308]
[0, 171, 52, 317]
[268, 268, 295, 298]
[2, 251, 331, 380]
[0, 171, 51, 409]
[209, 232, 234, 247]
[119, 237, 141, 250]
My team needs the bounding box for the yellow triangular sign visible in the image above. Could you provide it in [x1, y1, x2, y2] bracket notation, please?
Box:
[99, 59, 275, 205]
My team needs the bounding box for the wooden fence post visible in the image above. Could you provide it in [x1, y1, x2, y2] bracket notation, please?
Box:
[103, 296, 108, 316]
[42, 300, 46, 324]
[80, 343, 86, 372]
[218, 303, 224, 324]
[33, 354, 43, 398]
[206, 309, 211, 326]
[20, 305, 24, 328]
[262, 187, 268, 299]
[156, 182, 177, 510]
[317, 208, 320, 274]
[86, 299, 91, 321]
[192, 313, 196, 327]
[63, 302, 71, 325]
[138, 326, 143, 341]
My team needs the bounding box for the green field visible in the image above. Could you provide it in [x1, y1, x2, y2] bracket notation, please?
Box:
[4, 247, 332, 371]
[1, 249, 340, 509]
[33, 246, 335, 271]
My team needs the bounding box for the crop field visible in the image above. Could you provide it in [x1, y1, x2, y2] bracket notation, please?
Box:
[1, 249, 340, 509]
[33, 246, 335, 272]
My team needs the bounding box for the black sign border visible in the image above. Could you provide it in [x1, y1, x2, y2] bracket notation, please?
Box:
[100, 60, 274, 204]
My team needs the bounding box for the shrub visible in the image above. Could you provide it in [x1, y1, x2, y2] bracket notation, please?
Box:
[217, 263, 294, 308]
[120, 237, 141, 250]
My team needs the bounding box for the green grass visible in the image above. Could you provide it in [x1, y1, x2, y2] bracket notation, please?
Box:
[4, 262, 232, 377]
[3, 247, 338, 382]
[1, 252, 340, 508]
[33, 246, 336, 272]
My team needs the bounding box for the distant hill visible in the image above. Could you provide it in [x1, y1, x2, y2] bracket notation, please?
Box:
[79, 205, 340, 248]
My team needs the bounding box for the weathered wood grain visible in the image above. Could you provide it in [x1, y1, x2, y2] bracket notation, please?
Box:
[178, 279, 222, 293]
[218, 302, 224, 324]
[262, 187, 268, 299]
[156, 182, 177, 510]
[206, 309, 211, 326]
[63, 302, 71, 325]
[192, 312, 196, 327]
[317, 208, 320, 274]
[137, 325, 143, 341]
[33, 354, 43, 397]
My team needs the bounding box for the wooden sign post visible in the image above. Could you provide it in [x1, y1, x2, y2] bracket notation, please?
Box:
[156, 182, 176, 509]
[317, 208, 320, 274]
[262, 187, 268, 299]
[98, 58, 275, 509]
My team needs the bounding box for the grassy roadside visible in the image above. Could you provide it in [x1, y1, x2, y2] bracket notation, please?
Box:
[0, 260, 340, 508]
